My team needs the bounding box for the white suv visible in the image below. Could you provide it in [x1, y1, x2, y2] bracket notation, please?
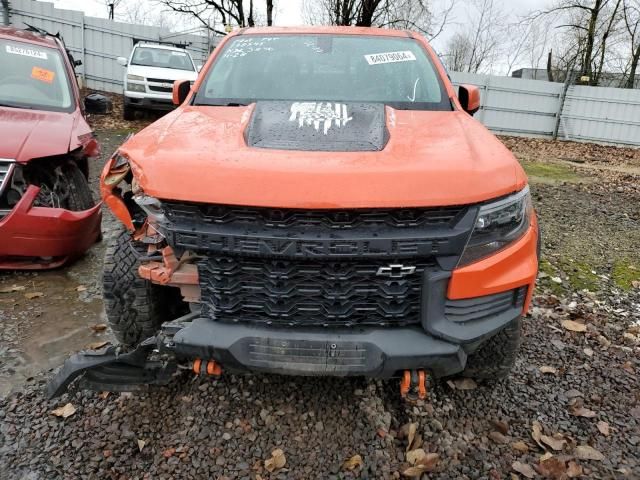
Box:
[117, 43, 199, 120]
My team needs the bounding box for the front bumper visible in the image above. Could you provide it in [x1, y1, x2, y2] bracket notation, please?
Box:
[0, 185, 102, 269]
[124, 93, 174, 111]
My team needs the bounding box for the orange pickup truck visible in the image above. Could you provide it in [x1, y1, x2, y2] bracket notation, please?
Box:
[49, 26, 539, 400]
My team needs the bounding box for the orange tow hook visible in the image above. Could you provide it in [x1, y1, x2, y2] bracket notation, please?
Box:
[400, 369, 428, 401]
[192, 358, 222, 376]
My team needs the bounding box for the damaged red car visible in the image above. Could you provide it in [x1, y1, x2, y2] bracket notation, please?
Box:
[0, 27, 103, 269]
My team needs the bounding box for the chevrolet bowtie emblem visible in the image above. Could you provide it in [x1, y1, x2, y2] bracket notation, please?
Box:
[376, 264, 416, 278]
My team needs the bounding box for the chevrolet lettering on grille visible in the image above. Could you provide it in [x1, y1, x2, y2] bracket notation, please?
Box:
[376, 264, 417, 278]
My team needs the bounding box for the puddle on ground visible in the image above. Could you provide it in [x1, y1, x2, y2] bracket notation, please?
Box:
[0, 268, 113, 398]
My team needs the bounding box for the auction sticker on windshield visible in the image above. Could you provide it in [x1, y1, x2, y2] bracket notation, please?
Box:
[31, 66, 55, 84]
[6, 44, 48, 59]
[364, 50, 416, 65]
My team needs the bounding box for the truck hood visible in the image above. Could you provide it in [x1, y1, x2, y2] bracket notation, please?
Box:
[0, 107, 77, 162]
[122, 104, 527, 208]
[126, 64, 198, 81]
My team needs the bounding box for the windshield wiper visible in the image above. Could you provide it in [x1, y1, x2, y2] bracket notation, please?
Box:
[196, 101, 248, 107]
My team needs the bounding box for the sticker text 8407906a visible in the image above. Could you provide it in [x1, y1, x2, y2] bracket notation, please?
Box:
[6, 44, 48, 59]
[364, 50, 416, 65]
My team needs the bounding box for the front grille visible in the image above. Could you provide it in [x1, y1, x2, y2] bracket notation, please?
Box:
[199, 255, 434, 327]
[163, 202, 466, 230]
[148, 85, 172, 93]
[146, 77, 173, 83]
[445, 287, 527, 323]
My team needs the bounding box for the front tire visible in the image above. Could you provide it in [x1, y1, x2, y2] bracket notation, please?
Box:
[123, 102, 136, 121]
[461, 317, 522, 380]
[63, 163, 94, 211]
[102, 229, 184, 347]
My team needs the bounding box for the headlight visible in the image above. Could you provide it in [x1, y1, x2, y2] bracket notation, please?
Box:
[127, 74, 144, 81]
[458, 186, 533, 266]
[133, 194, 166, 224]
[127, 82, 145, 92]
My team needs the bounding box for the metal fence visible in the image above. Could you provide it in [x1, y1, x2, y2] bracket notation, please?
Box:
[450, 71, 640, 146]
[5, 0, 214, 92]
[4, 1, 640, 146]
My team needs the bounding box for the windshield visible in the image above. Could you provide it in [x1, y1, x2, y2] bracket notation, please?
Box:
[195, 35, 451, 110]
[131, 46, 195, 71]
[0, 39, 74, 112]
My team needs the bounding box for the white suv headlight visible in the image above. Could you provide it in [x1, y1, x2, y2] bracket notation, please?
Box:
[459, 186, 533, 266]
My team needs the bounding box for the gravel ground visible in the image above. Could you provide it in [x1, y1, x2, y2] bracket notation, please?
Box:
[0, 129, 639, 479]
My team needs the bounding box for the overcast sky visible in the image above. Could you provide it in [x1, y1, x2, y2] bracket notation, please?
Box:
[51, 0, 552, 68]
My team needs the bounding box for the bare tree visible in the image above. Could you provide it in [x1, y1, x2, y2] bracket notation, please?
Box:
[623, 0, 640, 87]
[266, 0, 274, 26]
[536, 0, 626, 85]
[303, 0, 456, 39]
[442, 0, 502, 73]
[103, 0, 125, 20]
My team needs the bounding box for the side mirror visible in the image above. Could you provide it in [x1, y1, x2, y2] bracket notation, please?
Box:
[116, 56, 128, 67]
[84, 93, 112, 115]
[172, 79, 191, 106]
[458, 84, 480, 115]
[196, 64, 203, 72]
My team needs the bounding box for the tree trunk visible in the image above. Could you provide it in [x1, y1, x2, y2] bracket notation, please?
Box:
[628, 44, 640, 88]
[248, 0, 254, 27]
[547, 49, 554, 82]
[581, 0, 602, 81]
[594, 0, 621, 85]
[266, 0, 273, 26]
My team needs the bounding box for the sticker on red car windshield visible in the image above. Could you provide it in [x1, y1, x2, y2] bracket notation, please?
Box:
[31, 66, 55, 84]
[6, 44, 48, 59]
[364, 50, 416, 65]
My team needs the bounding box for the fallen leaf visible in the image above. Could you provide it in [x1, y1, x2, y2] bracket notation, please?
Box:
[561, 320, 587, 332]
[538, 457, 568, 478]
[575, 445, 605, 461]
[583, 347, 594, 357]
[491, 419, 509, 435]
[488, 431, 508, 444]
[98, 391, 110, 400]
[540, 366, 558, 374]
[621, 361, 634, 374]
[596, 421, 610, 436]
[567, 461, 583, 477]
[137, 439, 146, 452]
[76, 285, 87, 292]
[540, 434, 567, 451]
[51, 403, 76, 418]
[540, 452, 554, 461]
[406, 448, 426, 465]
[570, 406, 597, 418]
[264, 448, 286, 472]
[512, 461, 536, 478]
[402, 466, 427, 477]
[0, 284, 26, 293]
[531, 421, 544, 448]
[90, 323, 107, 332]
[512, 441, 529, 452]
[447, 378, 477, 390]
[86, 341, 109, 350]
[632, 280, 640, 288]
[402, 453, 439, 477]
[342, 454, 363, 471]
[406, 422, 417, 451]
[24, 292, 44, 299]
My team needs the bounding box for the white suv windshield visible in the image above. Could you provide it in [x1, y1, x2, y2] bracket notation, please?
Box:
[131, 46, 194, 71]
[195, 35, 451, 110]
[0, 39, 74, 111]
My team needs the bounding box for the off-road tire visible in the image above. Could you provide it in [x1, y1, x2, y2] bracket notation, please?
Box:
[103, 229, 183, 347]
[63, 163, 94, 211]
[461, 317, 522, 380]
[123, 103, 136, 121]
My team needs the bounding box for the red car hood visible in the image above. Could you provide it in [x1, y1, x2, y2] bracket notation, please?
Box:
[0, 107, 78, 162]
[121, 105, 528, 208]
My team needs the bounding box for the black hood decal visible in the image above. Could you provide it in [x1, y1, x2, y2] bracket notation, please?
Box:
[245, 101, 388, 152]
